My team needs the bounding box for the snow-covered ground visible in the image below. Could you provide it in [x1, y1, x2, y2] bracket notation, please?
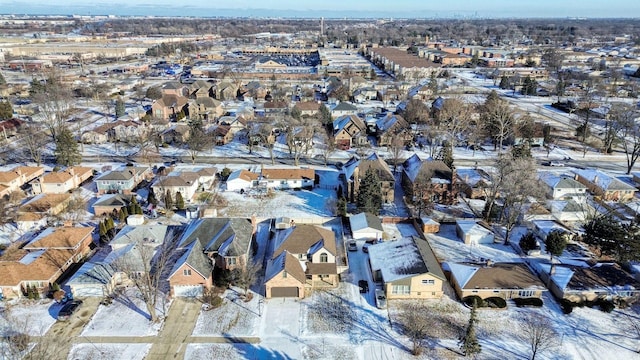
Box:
[80, 289, 168, 337]
[218, 188, 337, 218]
[192, 289, 260, 337]
[67, 343, 151, 360]
[0, 300, 60, 336]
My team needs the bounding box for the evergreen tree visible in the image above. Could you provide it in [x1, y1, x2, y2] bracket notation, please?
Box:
[519, 232, 538, 253]
[119, 207, 128, 222]
[135, 203, 143, 215]
[460, 300, 482, 357]
[164, 190, 173, 210]
[336, 197, 347, 217]
[545, 230, 567, 257]
[175, 191, 185, 210]
[356, 169, 382, 215]
[0, 100, 13, 120]
[499, 75, 510, 89]
[99, 221, 107, 241]
[115, 97, 126, 119]
[0, 72, 5, 85]
[54, 127, 81, 166]
[105, 217, 115, 231]
[147, 188, 158, 206]
[428, 71, 438, 94]
[318, 104, 332, 125]
[436, 141, 454, 169]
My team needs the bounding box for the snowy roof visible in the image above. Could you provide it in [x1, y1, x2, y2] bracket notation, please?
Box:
[573, 169, 636, 192]
[67, 261, 115, 286]
[456, 220, 493, 237]
[264, 251, 306, 283]
[368, 236, 445, 283]
[349, 212, 383, 233]
[532, 220, 572, 237]
[402, 155, 450, 183]
[169, 240, 212, 280]
[538, 172, 586, 190]
[539, 263, 640, 292]
[178, 218, 254, 257]
[375, 114, 406, 132]
[342, 156, 360, 181]
[456, 168, 490, 187]
[110, 225, 170, 249]
[331, 102, 358, 112]
[538, 263, 575, 290]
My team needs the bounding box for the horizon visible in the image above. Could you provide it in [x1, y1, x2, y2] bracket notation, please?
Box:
[2, 0, 640, 19]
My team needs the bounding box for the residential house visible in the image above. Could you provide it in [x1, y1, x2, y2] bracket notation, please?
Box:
[376, 114, 411, 147]
[151, 94, 189, 121]
[96, 166, 152, 195]
[263, 101, 289, 117]
[177, 217, 255, 271]
[161, 124, 191, 144]
[16, 193, 73, 230]
[530, 220, 574, 242]
[0, 166, 44, 196]
[349, 212, 383, 241]
[448, 262, 546, 302]
[330, 102, 358, 118]
[32, 166, 93, 194]
[214, 81, 237, 101]
[67, 262, 118, 297]
[401, 154, 457, 205]
[456, 220, 495, 245]
[168, 240, 214, 297]
[212, 125, 233, 145]
[368, 236, 446, 299]
[152, 172, 201, 203]
[265, 224, 338, 298]
[353, 87, 378, 103]
[538, 262, 640, 304]
[92, 194, 132, 216]
[408, 84, 434, 101]
[513, 122, 545, 147]
[0, 226, 94, 299]
[85, 120, 150, 144]
[351, 153, 394, 204]
[293, 101, 321, 117]
[332, 115, 367, 150]
[189, 80, 214, 99]
[188, 97, 223, 122]
[539, 173, 588, 201]
[457, 168, 492, 199]
[261, 168, 315, 190]
[573, 169, 637, 202]
[548, 200, 593, 222]
[226, 169, 260, 192]
[0, 118, 24, 139]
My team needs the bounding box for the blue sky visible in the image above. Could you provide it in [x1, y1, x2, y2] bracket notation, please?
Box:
[4, 0, 639, 18]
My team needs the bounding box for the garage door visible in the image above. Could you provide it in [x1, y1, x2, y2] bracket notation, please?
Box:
[173, 285, 203, 297]
[70, 285, 105, 298]
[271, 287, 299, 298]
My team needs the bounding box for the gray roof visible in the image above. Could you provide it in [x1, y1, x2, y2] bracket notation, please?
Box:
[170, 241, 213, 280]
[110, 225, 171, 249]
[67, 261, 115, 286]
[97, 169, 135, 181]
[178, 218, 254, 257]
[93, 194, 131, 208]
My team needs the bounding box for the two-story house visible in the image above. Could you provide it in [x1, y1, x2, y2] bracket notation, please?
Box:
[351, 153, 394, 204]
[573, 169, 637, 202]
[96, 166, 152, 195]
[265, 224, 338, 298]
[32, 166, 94, 194]
[401, 154, 457, 205]
[332, 114, 367, 150]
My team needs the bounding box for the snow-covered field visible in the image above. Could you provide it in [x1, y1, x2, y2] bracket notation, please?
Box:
[67, 343, 151, 360]
[81, 289, 168, 337]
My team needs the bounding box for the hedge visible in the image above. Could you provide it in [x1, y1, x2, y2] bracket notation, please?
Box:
[513, 297, 543, 307]
[485, 297, 507, 309]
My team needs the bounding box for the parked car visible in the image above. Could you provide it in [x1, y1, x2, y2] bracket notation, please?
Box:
[347, 241, 357, 251]
[358, 280, 369, 293]
[57, 300, 83, 321]
[550, 161, 565, 167]
[362, 244, 369, 253]
[375, 289, 387, 309]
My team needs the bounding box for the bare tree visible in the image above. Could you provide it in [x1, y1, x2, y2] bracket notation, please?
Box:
[576, 78, 605, 157]
[521, 314, 559, 360]
[481, 92, 515, 153]
[19, 123, 48, 166]
[622, 312, 640, 353]
[388, 133, 405, 172]
[397, 302, 433, 355]
[316, 132, 337, 166]
[611, 103, 640, 174]
[185, 127, 213, 164]
[231, 259, 262, 297]
[112, 229, 177, 322]
[31, 69, 74, 142]
[437, 96, 474, 145]
[283, 121, 314, 166]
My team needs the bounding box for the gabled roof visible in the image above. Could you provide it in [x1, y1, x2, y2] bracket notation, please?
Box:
[110, 225, 171, 249]
[332, 102, 358, 112]
[539, 172, 586, 190]
[349, 212, 383, 233]
[67, 261, 115, 286]
[178, 218, 254, 257]
[342, 156, 360, 181]
[227, 169, 259, 183]
[272, 224, 336, 258]
[449, 262, 545, 291]
[24, 226, 93, 249]
[368, 236, 445, 282]
[375, 114, 408, 133]
[540, 263, 640, 292]
[573, 169, 637, 192]
[403, 155, 451, 184]
[264, 251, 306, 283]
[92, 194, 131, 208]
[261, 168, 314, 181]
[169, 241, 213, 280]
[332, 114, 366, 133]
[0, 248, 76, 286]
[96, 169, 136, 181]
[359, 153, 393, 182]
[19, 193, 72, 213]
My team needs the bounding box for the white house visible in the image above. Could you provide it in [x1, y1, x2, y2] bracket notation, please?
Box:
[226, 169, 259, 192]
[539, 172, 588, 201]
[261, 168, 315, 190]
[456, 220, 495, 245]
[350, 212, 383, 241]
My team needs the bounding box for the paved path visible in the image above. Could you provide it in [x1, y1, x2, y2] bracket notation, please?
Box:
[145, 299, 201, 360]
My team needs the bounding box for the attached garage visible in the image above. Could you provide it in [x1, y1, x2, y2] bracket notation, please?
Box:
[172, 284, 204, 297]
[67, 262, 118, 298]
[270, 287, 299, 298]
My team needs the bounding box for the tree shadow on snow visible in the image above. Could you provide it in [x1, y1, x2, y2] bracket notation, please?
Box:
[114, 293, 152, 321]
[224, 334, 294, 360]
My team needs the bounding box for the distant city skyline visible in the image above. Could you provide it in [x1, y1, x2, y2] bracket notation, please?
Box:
[2, 0, 639, 18]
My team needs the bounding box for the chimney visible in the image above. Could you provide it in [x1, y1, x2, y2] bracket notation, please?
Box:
[550, 264, 556, 276]
[593, 175, 599, 184]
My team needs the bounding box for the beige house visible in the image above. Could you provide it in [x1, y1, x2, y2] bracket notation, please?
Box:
[0, 166, 44, 195]
[32, 166, 93, 194]
[265, 224, 338, 298]
[351, 153, 394, 204]
[448, 262, 546, 302]
[332, 115, 367, 150]
[368, 236, 446, 300]
[573, 169, 636, 202]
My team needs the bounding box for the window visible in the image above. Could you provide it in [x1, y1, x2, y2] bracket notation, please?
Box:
[320, 253, 328, 263]
[227, 257, 237, 265]
[421, 279, 435, 285]
[391, 285, 410, 295]
[298, 253, 305, 260]
[282, 271, 287, 278]
[518, 290, 534, 297]
[183, 269, 191, 276]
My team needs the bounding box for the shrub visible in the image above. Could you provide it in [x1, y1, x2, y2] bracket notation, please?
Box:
[560, 299, 575, 314]
[598, 300, 615, 313]
[485, 297, 507, 309]
[463, 296, 484, 308]
[220, 167, 232, 180]
[213, 267, 232, 288]
[519, 232, 538, 253]
[210, 295, 224, 308]
[513, 297, 543, 307]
